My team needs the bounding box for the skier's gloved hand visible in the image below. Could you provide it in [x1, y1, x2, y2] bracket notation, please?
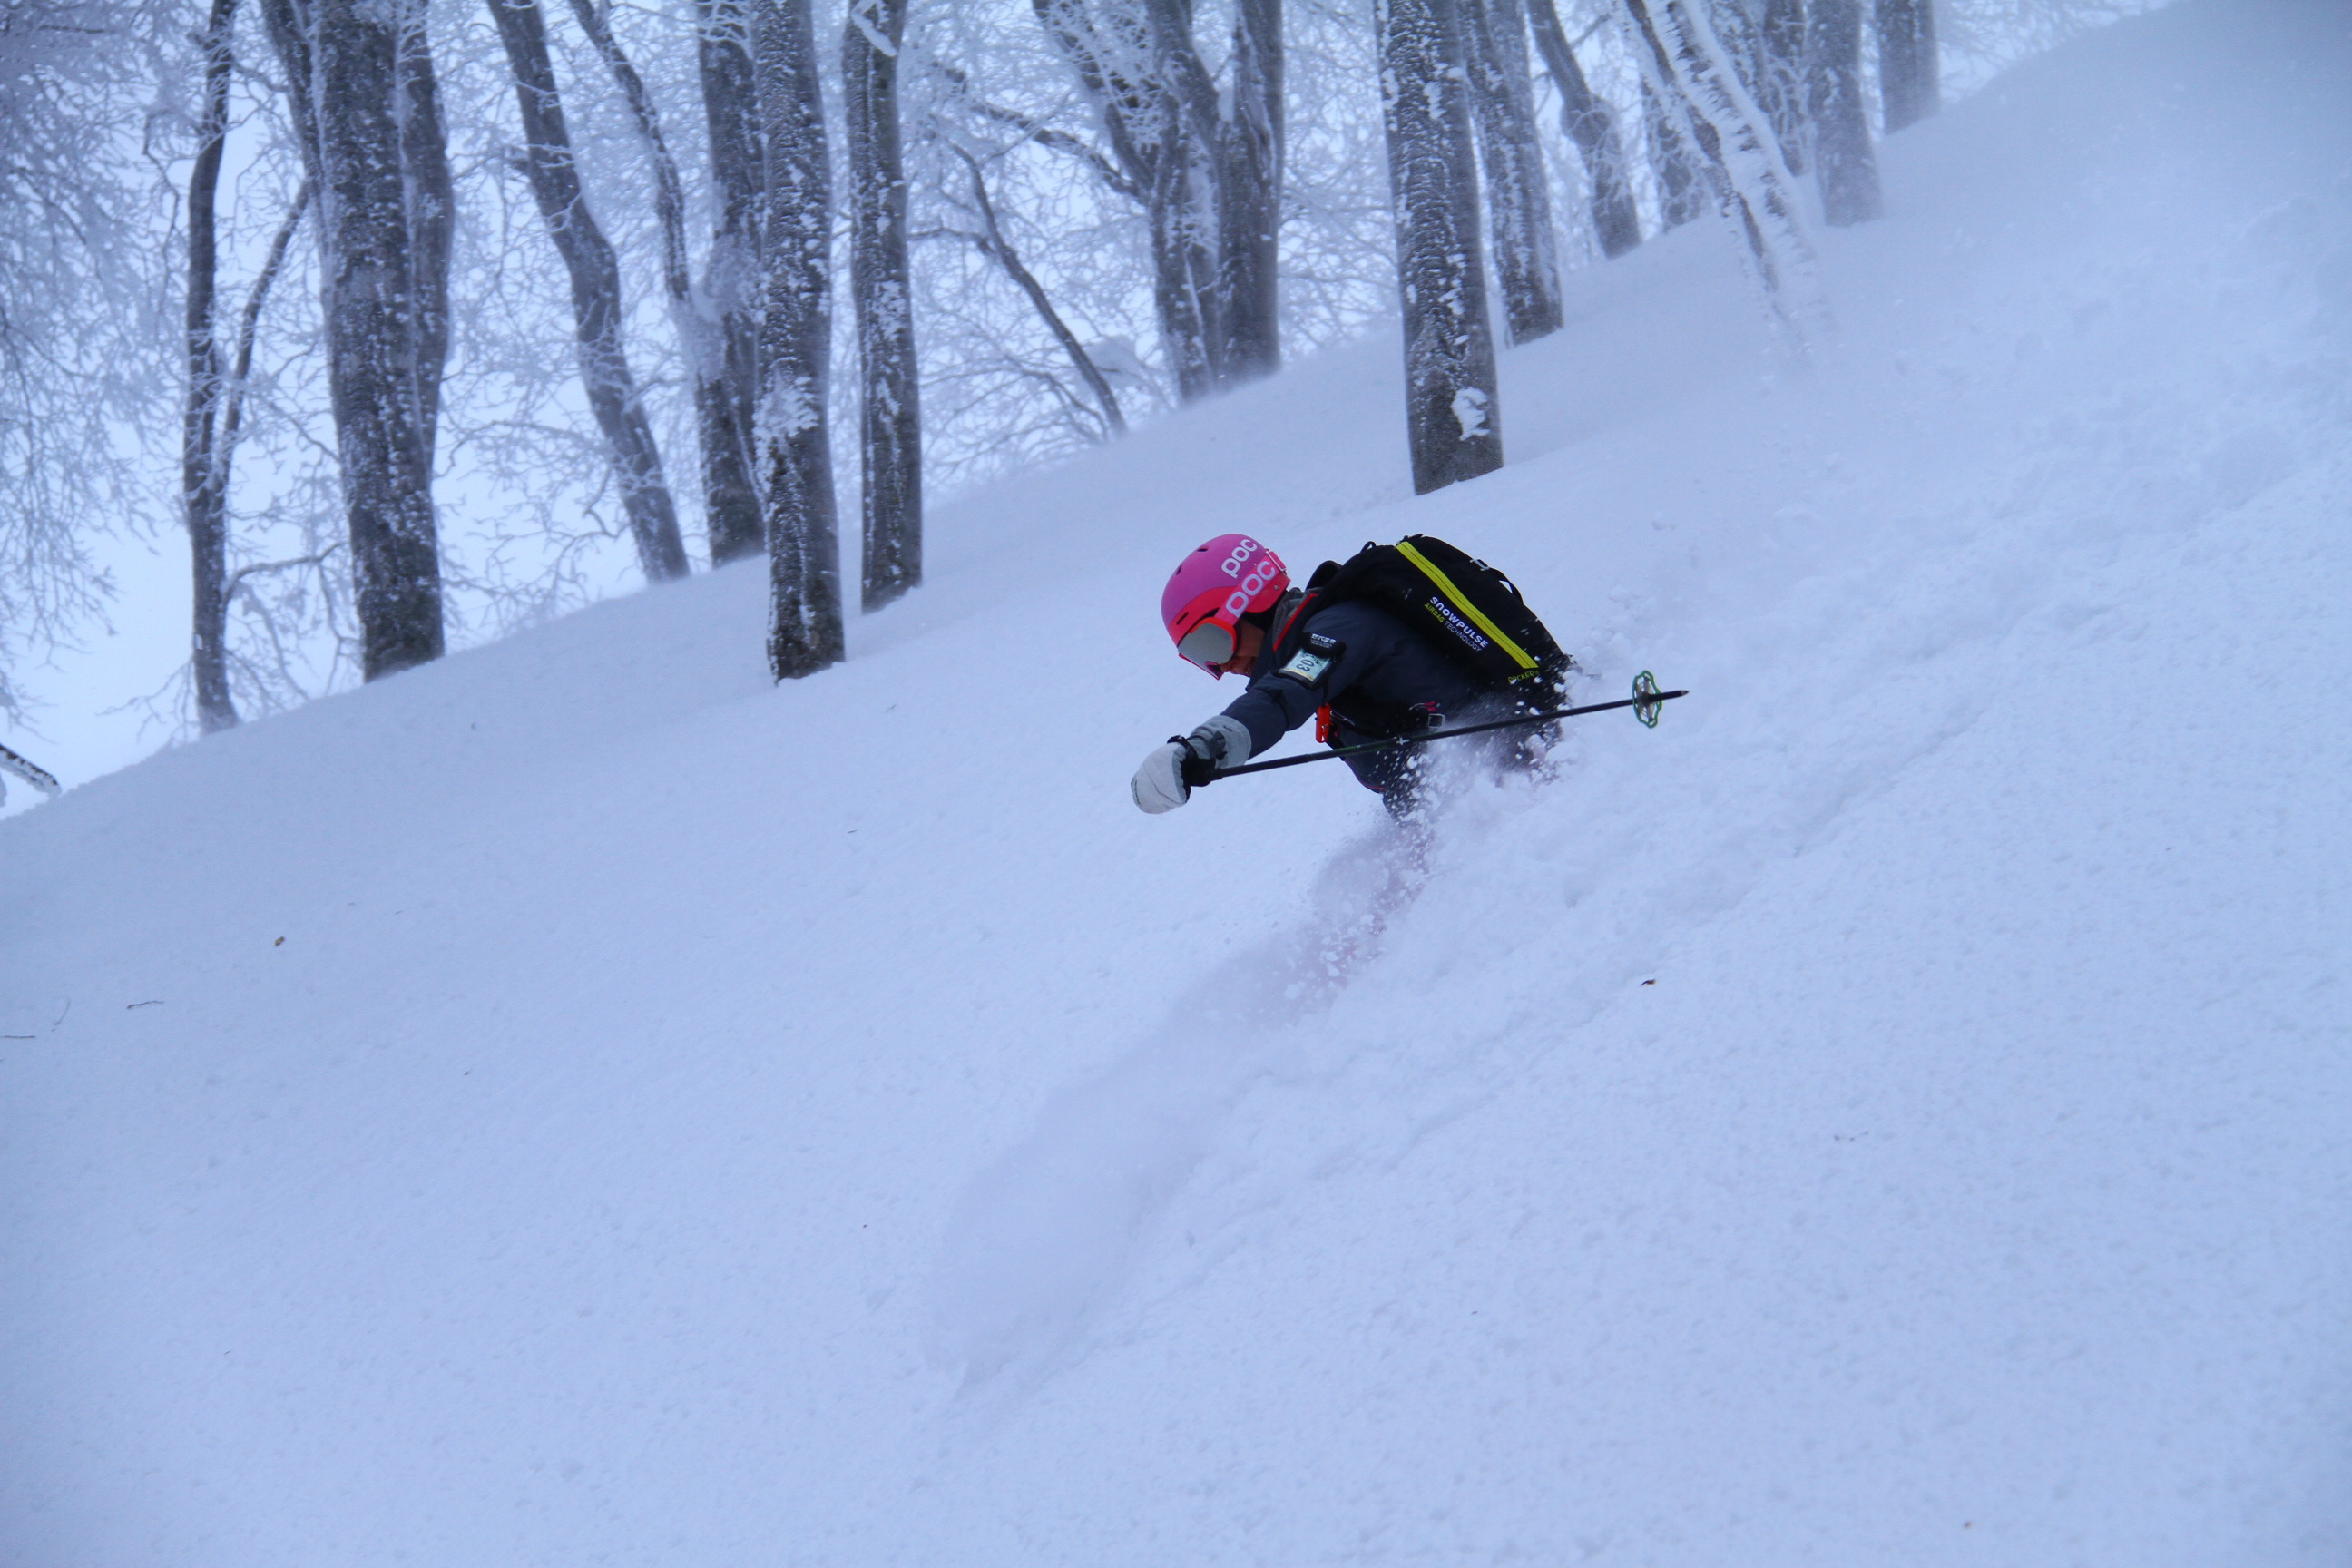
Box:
[1132, 715, 1254, 815]
[1132, 741, 1192, 814]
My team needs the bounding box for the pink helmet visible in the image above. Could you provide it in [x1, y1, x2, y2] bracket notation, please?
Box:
[1161, 534, 1289, 676]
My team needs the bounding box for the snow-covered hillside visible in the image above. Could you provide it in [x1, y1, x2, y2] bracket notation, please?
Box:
[6, 3, 2349, 1562]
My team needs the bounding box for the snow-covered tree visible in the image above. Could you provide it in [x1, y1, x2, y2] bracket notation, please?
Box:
[1876, 0, 1938, 132]
[1645, 82, 1703, 230]
[1459, 0, 1563, 344]
[262, 0, 455, 680]
[845, 0, 921, 612]
[754, 0, 844, 678]
[486, 0, 689, 584]
[1525, 0, 1641, 258]
[1375, 0, 1502, 494]
[565, 0, 761, 574]
[695, 0, 769, 566]
[181, 0, 244, 733]
[1754, 0, 1807, 172]
[1030, 0, 1284, 401]
[906, 44, 1146, 464]
[1805, 0, 1880, 223]
[0, 0, 178, 720]
[1621, 0, 1827, 352]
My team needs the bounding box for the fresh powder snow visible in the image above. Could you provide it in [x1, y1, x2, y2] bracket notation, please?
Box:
[4, 2, 2348, 1562]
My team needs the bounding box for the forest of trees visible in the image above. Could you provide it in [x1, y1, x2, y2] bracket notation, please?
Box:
[0, 0, 2141, 728]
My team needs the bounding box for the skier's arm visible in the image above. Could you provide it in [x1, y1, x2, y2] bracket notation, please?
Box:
[1220, 624, 1377, 757]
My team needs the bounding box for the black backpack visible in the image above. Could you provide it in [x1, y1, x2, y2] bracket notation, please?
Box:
[1306, 535, 1572, 701]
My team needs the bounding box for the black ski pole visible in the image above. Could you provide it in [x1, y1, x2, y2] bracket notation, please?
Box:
[1212, 671, 1688, 780]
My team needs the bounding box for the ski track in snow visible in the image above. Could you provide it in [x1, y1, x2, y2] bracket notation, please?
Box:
[929, 818, 1436, 1398]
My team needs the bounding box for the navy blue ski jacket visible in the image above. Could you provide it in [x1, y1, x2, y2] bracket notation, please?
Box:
[1217, 588, 1501, 794]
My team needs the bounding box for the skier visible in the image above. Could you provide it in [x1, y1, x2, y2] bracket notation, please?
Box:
[1132, 534, 1565, 816]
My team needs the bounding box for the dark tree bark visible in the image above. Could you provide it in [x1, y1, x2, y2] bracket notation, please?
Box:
[1218, 0, 1283, 382]
[262, 0, 450, 680]
[1458, 0, 1562, 344]
[487, 0, 689, 584]
[752, 0, 844, 678]
[1758, 0, 1808, 172]
[844, 0, 921, 612]
[568, 0, 764, 575]
[399, 0, 452, 456]
[183, 0, 241, 733]
[1524, 0, 1640, 258]
[1646, 83, 1703, 230]
[1874, 0, 1937, 132]
[1032, 0, 1282, 401]
[1806, 0, 1880, 223]
[1376, 0, 1502, 495]
[696, 0, 768, 564]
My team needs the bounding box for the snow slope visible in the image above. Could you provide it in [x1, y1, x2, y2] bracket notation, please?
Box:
[6, 3, 2350, 1562]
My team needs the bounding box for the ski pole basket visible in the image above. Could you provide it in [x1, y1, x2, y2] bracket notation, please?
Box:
[1632, 671, 1666, 729]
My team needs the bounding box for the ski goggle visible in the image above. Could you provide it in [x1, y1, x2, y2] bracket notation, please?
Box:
[1169, 583, 1250, 676]
[1176, 615, 1238, 675]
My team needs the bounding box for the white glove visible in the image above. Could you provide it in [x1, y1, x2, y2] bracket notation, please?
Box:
[1131, 715, 1255, 815]
[1132, 741, 1192, 814]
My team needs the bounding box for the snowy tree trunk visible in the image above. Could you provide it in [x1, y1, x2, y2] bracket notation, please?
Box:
[1151, 134, 1220, 400]
[1874, 0, 1937, 132]
[266, 0, 450, 680]
[1218, 0, 1283, 384]
[753, 0, 845, 678]
[1621, 0, 1828, 352]
[398, 2, 452, 460]
[1460, 0, 1563, 344]
[1138, 0, 1226, 399]
[569, 0, 763, 578]
[1710, 0, 1761, 85]
[698, 0, 768, 565]
[182, 0, 240, 733]
[1376, 0, 1503, 495]
[1525, 0, 1641, 258]
[1757, 0, 1808, 173]
[844, 0, 921, 611]
[1645, 83, 1703, 230]
[1805, 0, 1879, 223]
[260, 0, 322, 190]
[488, 0, 689, 584]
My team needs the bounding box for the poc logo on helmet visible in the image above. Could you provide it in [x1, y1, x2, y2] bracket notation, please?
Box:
[1221, 540, 1280, 615]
